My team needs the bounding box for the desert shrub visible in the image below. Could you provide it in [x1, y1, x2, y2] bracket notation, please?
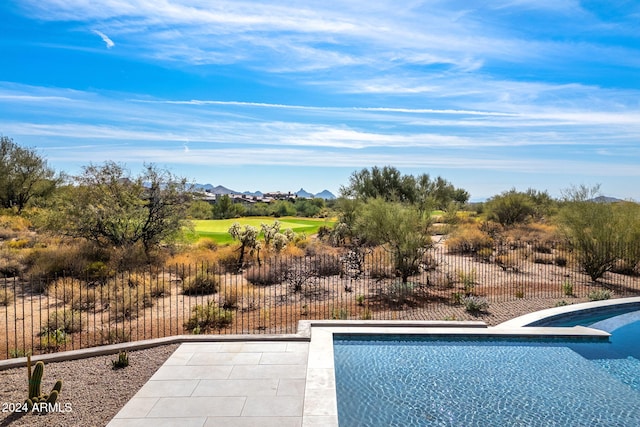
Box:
[502, 223, 558, 246]
[429, 271, 455, 288]
[562, 281, 574, 296]
[49, 277, 81, 304]
[125, 272, 150, 288]
[478, 220, 503, 239]
[532, 242, 553, 254]
[0, 287, 14, 306]
[366, 247, 394, 279]
[360, 308, 373, 320]
[6, 238, 32, 249]
[184, 300, 233, 333]
[196, 238, 218, 251]
[245, 264, 283, 286]
[533, 254, 554, 265]
[97, 328, 131, 345]
[148, 280, 172, 298]
[446, 226, 493, 255]
[221, 286, 239, 310]
[25, 243, 89, 278]
[458, 269, 476, 293]
[40, 328, 68, 351]
[462, 295, 489, 313]
[554, 254, 568, 267]
[182, 271, 219, 295]
[0, 257, 21, 277]
[451, 291, 464, 304]
[109, 284, 153, 320]
[9, 348, 31, 358]
[588, 289, 611, 301]
[0, 215, 31, 239]
[280, 244, 305, 258]
[84, 261, 111, 284]
[167, 250, 219, 271]
[555, 300, 569, 307]
[316, 225, 332, 241]
[284, 262, 316, 293]
[50, 277, 97, 311]
[331, 307, 349, 320]
[45, 309, 83, 333]
[293, 236, 311, 250]
[213, 245, 240, 273]
[611, 259, 639, 276]
[494, 253, 520, 272]
[313, 255, 342, 277]
[476, 247, 493, 262]
[385, 281, 415, 306]
[369, 263, 394, 279]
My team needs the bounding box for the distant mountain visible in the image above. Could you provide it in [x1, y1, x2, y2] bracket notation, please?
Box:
[295, 188, 314, 198]
[315, 189, 336, 200]
[192, 184, 336, 200]
[591, 196, 623, 203]
[193, 184, 237, 195]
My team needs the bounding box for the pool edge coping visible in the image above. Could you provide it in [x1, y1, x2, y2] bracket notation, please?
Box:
[303, 320, 611, 426]
[496, 297, 640, 328]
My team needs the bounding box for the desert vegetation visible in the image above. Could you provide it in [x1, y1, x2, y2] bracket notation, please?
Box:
[2, 138, 640, 359]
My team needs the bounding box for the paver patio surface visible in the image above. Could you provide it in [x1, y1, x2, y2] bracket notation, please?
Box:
[107, 341, 310, 427]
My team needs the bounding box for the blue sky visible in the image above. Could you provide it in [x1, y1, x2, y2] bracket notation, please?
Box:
[1, 1, 640, 200]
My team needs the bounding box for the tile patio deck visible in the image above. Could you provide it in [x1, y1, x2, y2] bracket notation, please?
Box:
[106, 318, 611, 426]
[106, 340, 328, 427]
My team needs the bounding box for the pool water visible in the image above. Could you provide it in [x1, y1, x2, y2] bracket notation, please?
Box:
[334, 317, 640, 426]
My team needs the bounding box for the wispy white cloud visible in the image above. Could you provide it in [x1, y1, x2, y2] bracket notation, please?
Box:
[92, 30, 114, 49]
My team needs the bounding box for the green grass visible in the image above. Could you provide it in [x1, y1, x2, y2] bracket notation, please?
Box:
[185, 216, 335, 244]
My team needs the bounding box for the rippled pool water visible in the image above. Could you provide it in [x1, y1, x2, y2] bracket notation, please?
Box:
[334, 330, 640, 426]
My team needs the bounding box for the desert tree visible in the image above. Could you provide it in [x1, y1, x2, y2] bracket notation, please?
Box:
[212, 194, 245, 219]
[188, 199, 213, 219]
[0, 136, 59, 213]
[557, 185, 633, 281]
[485, 189, 536, 227]
[354, 198, 432, 283]
[53, 162, 190, 256]
[340, 166, 468, 211]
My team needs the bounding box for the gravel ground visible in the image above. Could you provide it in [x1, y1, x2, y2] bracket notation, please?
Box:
[0, 344, 179, 427]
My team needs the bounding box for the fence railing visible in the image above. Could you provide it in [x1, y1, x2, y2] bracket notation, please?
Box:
[2, 242, 640, 360]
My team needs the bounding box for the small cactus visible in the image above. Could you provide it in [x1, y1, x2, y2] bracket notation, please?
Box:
[112, 351, 129, 369]
[25, 358, 62, 411]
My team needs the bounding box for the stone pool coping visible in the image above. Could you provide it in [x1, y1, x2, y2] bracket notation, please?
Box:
[496, 296, 640, 328]
[303, 319, 612, 426]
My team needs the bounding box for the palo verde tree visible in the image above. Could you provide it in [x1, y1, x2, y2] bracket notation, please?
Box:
[340, 166, 468, 211]
[485, 188, 556, 227]
[53, 162, 190, 256]
[212, 194, 245, 219]
[557, 185, 638, 281]
[354, 198, 433, 283]
[0, 136, 59, 213]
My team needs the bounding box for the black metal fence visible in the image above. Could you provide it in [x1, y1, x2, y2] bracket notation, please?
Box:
[2, 242, 640, 360]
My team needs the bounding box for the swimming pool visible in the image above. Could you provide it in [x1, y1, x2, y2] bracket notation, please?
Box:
[333, 331, 640, 426]
[330, 303, 640, 426]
